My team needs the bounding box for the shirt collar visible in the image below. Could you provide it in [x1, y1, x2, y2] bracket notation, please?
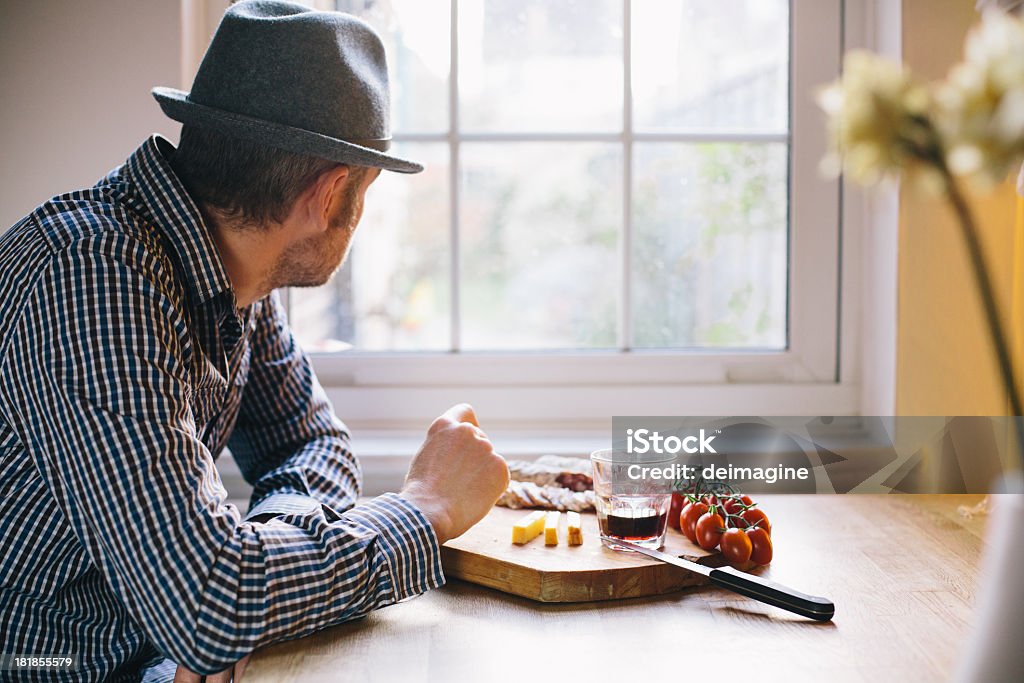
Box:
[122, 135, 235, 309]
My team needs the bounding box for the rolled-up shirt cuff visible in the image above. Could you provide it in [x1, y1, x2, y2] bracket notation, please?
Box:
[245, 492, 320, 521]
[342, 492, 446, 601]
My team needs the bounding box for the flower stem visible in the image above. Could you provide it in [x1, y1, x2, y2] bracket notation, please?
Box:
[939, 164, 1024, 467]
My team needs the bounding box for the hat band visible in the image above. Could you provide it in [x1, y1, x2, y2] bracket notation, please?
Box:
[184, 95, 392, 152]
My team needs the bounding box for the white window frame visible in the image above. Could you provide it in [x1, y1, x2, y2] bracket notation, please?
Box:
[180, 0, 862, 435]
[286, 0, 858, 431]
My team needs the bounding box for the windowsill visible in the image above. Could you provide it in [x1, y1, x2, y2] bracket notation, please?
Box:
[352, 429, 604, 459]
[219, 430, 604, 501]
[351, 430, 603, 495]
[221, 423, 906, 502]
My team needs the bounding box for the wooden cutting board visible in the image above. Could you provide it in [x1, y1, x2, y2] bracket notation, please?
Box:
[440, 506, 726, 603]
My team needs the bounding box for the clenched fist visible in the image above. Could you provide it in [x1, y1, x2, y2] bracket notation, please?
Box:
[400, 404, 510, 544]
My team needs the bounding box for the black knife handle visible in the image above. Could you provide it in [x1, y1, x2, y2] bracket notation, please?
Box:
[708, 566, 835, 621]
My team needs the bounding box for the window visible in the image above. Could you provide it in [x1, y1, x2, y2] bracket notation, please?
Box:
[283, 0, 850, 427]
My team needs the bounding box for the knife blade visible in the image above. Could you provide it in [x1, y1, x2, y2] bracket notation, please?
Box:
[610, 538, 835, 622]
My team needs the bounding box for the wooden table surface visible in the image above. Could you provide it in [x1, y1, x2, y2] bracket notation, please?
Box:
[245, 495, 989, 683]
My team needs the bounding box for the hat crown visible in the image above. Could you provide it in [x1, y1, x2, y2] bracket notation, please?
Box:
[188, 0, 390, 143]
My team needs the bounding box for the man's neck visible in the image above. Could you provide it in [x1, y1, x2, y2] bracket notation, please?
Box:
[205, 209, 284, 309]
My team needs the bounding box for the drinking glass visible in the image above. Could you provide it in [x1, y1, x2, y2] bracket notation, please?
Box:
[591, 448, 675, 550]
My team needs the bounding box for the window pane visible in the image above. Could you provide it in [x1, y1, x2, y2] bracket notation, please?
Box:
[632, 142, 787, 348]
[459, 0, 623, 132]
[336, 0, 450, 133]
[460, 143, 620, 349]
[632, 0, 789, 132]
[290, 142, 450, 351]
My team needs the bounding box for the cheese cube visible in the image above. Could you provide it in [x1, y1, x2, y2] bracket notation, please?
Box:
[544, 511, 561, 546]
[511, 510, 547, 545]
[567, 511, 583, 546]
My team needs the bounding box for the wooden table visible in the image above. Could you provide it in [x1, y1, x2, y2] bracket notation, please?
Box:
[245, 495, 988, 683]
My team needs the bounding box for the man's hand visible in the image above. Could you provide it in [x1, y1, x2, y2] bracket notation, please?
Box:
[173, 655, 249, 682]
[400, 404, 510, 544]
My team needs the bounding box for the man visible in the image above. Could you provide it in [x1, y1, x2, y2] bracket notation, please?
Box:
[0, 2, 509, 681]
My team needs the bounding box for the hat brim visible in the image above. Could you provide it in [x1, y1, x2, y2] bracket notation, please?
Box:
[152, 87, 423, 174]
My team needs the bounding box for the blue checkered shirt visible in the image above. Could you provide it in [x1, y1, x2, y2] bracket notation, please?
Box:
[0, 136, 445, 681]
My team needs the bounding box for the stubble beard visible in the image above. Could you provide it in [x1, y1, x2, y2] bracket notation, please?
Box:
[271, 181, 364, 289]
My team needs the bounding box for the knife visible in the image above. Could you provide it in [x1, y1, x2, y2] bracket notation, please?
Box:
[610, 539, 835, 622]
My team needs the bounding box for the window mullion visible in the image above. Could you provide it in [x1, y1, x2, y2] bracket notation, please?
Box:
[449, 0, 461, 353]
[620, 0, 633, 352]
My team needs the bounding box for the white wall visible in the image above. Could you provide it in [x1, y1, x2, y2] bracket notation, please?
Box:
[0, 0, 261, 503]
[0, 0, 184, 230]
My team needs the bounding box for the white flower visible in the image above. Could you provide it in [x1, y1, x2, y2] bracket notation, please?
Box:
[937, 11, 1024, 185]
[818, 51, 937, 185]
[975, 0, 1024, 18]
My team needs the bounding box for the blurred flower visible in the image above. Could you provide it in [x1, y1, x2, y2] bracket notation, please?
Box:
[975, 0, 1024, 18]
[937, 11, 1024, 185]
[817, 50, 938, 186]
[819, 8, 1024, 461]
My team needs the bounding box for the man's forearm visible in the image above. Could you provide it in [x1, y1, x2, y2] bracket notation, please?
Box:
[243, 434, 362, 517]
[173, 492, 443, 674]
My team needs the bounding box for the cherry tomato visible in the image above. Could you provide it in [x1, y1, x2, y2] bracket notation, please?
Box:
[738, 494, 754, 507]
[722, 497, 744, 517]
[668, 492, 685, 530]
[746, 526, 773, 565]
[720, 528, 753, 566]
[720, 499, 741, 527]
[681, 501, 708, 544]
[677, 502, 689, 533]
[740, 507, 772, 535]
[695, 510, 725, 550]
[701, 494, 719, 508]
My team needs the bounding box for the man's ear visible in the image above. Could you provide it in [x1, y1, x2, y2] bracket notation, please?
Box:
[309, 165, 351, 232]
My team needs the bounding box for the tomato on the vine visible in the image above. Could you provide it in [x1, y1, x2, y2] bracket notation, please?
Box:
[683, 488, 775, 561]
[668, 492, 686, 530]
[681, 501, 707, 544]
[695, 510, 725, 550]
[740, 507, 772, 535]
[722, 497, 744, 517]
[720, 528, 753, 566]
[746, 527, 773, 565]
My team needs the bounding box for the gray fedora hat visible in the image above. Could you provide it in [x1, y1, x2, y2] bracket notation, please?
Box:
[152, 0, 422, 173]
